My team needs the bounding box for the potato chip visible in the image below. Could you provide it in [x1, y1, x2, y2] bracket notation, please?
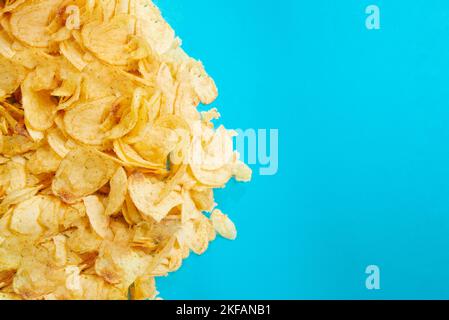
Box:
[53, 235, 67, 267]
[210, 209, 237, 240]
[0, 55, 26, 98]
[26, 144, 62, 175]
[83, 195, 112, 239]
[132, 1, 175, 55]
[52, 148, 117, 203]
[105, 167, 127, 216]
[0, 160, 27, 194]
[0, 185, 40, 214]
[130, 276, 157, 300]
[190, 188, 215, 213]
[82, 15, 142, 66]
[10, 196, 44, 235]
[113, 139, 165, 171]
[132, 126, 178, 166]
[63, 96, 116, 145]
[128, 172, 182, 223]
[22, 74, 57, 131]
[10, 0, 64, 48]
[106, 88, 143, 140]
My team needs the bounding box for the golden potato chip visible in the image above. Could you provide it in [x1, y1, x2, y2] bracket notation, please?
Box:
[47, 127, 70, 158]
[122, 194, 143, 225]
[63, 96, 116, 145]
[60, 40, 88, 72]
[52, 148, 117, 203]
[26, 144, 62, 175]
[83, 195, 112, 239]
[210, 209, 237, 240]
[82, 15, 143, 66]
[132, 126, 178, 166]
[190, 188, 215, 213]
[0, 55, 26, 98]
[113, 139, 165, 171]
[128, 172, 182, 222]
[37, 196, 62, 234]
[10, 196, 44, 235]
[0, 185, 40, 215]
[1, 135, 36, 157]
[232, 160, 252, 182]
[0, 160, 27, 194]
[21, 74, 57, 131]
[53, 235, 67, 267]
[10, 0, 64, 48]
[79, 274, 126, 300]
[130, 276, 157, 300]
[106, 88, 143, 140]
[132, 1, 175, 55]
[105, 167, 127, 216]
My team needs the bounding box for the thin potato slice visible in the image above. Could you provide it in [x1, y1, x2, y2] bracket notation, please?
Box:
[63, 97, 116, 145]
[210, 209, 237, 240]
[128, 172, 182, 222]
[83, 195, 112, 239]
[105, 167, 127, 216]
[52, 148, 117, 204]
[10, 0, 64, 48]
[10, 196, 44, 236]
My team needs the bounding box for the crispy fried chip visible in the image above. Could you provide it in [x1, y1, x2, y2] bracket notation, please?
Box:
[83, 195, 111, 239]
[210, 209, 237, 240]
[128, 172, 182, 223]
[52, 148, 117, 203]
[105, 167, 127, 216]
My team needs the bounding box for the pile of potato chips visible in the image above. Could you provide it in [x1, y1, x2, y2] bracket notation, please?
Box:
[0, 0, 251, 300]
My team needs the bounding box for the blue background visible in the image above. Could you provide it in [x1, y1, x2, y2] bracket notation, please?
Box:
[155, 0, 449, 299]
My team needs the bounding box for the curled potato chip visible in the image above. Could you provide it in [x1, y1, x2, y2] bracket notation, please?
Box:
[106, 88, 143, 140]
[22, 74, 57, 131]
[52, 148, 117, 203]
[63, 96, 116, 145]
[130, 276, 157, 300]
[82, 15, 142, 65]
[1, 135, 36, 156]
[26, 144, 62, 175]
[47, 128, 70, 158]
[232, 160, 252, 182]
[0, 160, 27, 194]
[83, 195, 111, 239]
[188, 60, 218, 105]
[133, 1, 175, 55]
[113, 139, 165, 171]
[190, 188, 215, 212]
[53, 235, 67, 267]
[132, 126, 178, 166]
[122, 194, 143, 225]
[128, 172, 182, 222]
[105, 167, 127, 216]
[10, 0, 63, 48]
[79, 274, 126, 300]
[189, 126, 236, 187]
[60, 40, 88, 71]
[210, 209, 237, 240]
[10, 196, 45, 235]
[0, 185, 40, 214]
[0, 55, 26, 98]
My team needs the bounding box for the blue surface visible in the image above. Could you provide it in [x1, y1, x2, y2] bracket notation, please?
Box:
[155, 0, 449, 299]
